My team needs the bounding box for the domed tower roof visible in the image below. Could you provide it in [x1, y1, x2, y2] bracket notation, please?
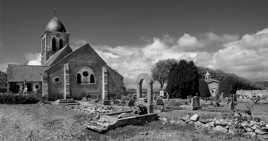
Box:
[45, 17, 67, 32]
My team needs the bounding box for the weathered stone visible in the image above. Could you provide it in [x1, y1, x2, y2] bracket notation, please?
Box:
[215, 119, 228, 126]
[160, 117, 168, 124]
[170, 120, 176, 124]
[199, 118, 211, 124]
[181, 114, 191, 122]
[194, 121, 204, 128]
[176, 120, 187, 126]
[190, 114, 200, 121]
[203, 121, 215, 128]
[241, 121, 250, 127]
[213, 126, 228, 133]
[244, 131, 256, 137]
[249, 121, 258, 127]
[251, 124, 260, 130]
[255, 128, 268, 135]
[245, 127, 253, 132]
[179, 105, 193, 110]
[191, 96, 201, 110]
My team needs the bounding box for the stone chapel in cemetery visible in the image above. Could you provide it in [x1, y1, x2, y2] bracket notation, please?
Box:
[6, 16, 125, 101]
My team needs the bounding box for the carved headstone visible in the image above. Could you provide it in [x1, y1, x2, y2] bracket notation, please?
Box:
[191, 96, 201, 110]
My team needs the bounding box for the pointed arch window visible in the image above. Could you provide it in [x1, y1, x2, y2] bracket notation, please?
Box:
[77, 74, 82, 84]
[52, 38, 57, 51]
[59, 39, 64, 49]
[90, 74, 95, 83]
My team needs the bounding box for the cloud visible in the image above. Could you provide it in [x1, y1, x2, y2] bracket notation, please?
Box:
[92, 29, 268, 87]
[177, 33, 201, 48]
[93, 33, 237, 87]
[211, 28, 268, 81]
[26, 53, 41, 65]
[15, 28, 268, 88]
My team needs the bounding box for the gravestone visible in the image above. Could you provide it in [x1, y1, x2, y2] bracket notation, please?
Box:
[191, 96, 201, 110]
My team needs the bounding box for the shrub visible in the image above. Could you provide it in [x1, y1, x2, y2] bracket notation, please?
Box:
[0, 94, 40, 104]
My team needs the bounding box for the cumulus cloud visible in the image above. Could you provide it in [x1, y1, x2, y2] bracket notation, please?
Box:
[93, 29, 268, 87]
[21, 28, 268, 87]
[211, 28, 268, 81]
[26, 53, 41, 65]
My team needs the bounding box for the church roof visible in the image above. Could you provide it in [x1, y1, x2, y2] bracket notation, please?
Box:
[7, 64, 47, 82]
[46, 44, 106, 71]
[45, 45, 72, 66]
[45, 17, 67, 32]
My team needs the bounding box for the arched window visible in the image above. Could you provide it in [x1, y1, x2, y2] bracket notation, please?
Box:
[77, 74, 81, 84]
[90, 74, 95, 83]
[52, 38, 57, 51]
[59, 39, 64, 49]
[77, 67, 95, 84]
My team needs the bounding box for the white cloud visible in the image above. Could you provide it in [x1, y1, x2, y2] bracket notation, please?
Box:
[12, 28, 268, 87]
[93, 29, 268, 87]
[177, 33, 200, 47]
[26, 53, 41, 65]
[211, 28, 268, 81]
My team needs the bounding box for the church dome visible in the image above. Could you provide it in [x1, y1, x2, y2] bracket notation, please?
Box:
[45, 17, 67, 32]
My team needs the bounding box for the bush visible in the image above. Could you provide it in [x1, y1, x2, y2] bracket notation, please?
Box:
[0, 94, 40, 104]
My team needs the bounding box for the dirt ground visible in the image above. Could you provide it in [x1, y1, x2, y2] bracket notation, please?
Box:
[0, 102, 267, 141]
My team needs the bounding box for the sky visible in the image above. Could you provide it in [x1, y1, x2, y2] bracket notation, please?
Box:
[1, 0, 268, 87]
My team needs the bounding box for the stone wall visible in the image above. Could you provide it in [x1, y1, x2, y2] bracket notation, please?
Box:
[236, 90, 268, 98]
[46, 46, 125, 100]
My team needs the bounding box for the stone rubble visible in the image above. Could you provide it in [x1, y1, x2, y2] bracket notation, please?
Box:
[160, 113, 268, 138]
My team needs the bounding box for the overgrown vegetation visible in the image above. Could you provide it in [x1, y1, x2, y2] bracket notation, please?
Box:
[0, 71, 7, 93]
[0, 94, 40, 104]
[151, 59, 262, 99]
[151, 59, 178, 89]
[199, 67, 262, 97]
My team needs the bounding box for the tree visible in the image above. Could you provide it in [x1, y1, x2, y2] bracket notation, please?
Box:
[199, 79, 210, 98]
[166, 60, 199, 98]
[151, 59, 177, 89]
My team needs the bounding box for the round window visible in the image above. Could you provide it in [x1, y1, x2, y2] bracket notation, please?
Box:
[83, 71, 89, 77]
[35, 85, 39, 89]
[53, 77, 60, 83]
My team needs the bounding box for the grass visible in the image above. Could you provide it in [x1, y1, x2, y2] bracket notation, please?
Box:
[0, 101, 267, 141]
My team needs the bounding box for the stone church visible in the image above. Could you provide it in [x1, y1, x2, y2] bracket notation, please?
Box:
[7, 16, 125, 101]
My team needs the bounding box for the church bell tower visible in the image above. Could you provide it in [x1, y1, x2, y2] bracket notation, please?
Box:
[41, 16, 69, 65]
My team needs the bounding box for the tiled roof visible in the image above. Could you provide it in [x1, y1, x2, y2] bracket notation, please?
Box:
[45, 45, 72, 66]
[7, 64, 47, 82]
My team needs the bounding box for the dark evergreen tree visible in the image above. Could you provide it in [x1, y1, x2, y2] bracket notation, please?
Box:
[199, 79, 211, 98]
[167, 60, 199, 98]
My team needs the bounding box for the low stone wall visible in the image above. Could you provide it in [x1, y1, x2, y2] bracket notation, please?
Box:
[236, 90, 268, 98]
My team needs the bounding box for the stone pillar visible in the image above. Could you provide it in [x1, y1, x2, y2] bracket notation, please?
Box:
[42, 72, 49, 98]
[136, 83, 141, 98]
[64, 63, 70, 100]
[102, 66, 110, 105]
[147, 82, 154, 113]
